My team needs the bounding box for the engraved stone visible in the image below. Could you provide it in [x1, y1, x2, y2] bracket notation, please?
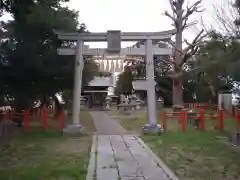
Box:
[107, 30, 121, 53]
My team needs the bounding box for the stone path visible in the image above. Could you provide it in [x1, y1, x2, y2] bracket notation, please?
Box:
[90, 111, 127, 134]
[87, 111, 179, 180]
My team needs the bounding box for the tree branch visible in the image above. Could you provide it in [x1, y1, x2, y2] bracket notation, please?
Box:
[169, 0, 177, 14]
[183, 29, 205, 52]
[165, 0, 206, 80]
[182, 0, 203, 21]
[158, 59, 175, 66]
[182, 20, 198, 30]
[164, 11, 176, 22]
[213, 3, 240, 37]
[181, 30, 208, 65]
[168, 40, 184, 55]
[182, 67, 203, 76]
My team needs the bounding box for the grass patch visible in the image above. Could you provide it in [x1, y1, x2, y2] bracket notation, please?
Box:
[0, 111, 95, 180]
[143, 132, 240, 180]
[119, 115, 146, 134]
[116, 108, 240, 180]
[27, 110, 96, 133]
[80, 110, 97, 133]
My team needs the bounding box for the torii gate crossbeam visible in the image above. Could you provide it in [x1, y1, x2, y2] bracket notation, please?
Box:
[56, 30, 175, 41]
[57, 47, 172, 56]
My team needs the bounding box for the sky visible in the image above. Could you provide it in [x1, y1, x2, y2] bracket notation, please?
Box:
[0, 0, 230, 48]
[64, 0, 226, 48]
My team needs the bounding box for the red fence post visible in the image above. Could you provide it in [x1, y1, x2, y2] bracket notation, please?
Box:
[37, 108, 40, 116]
[6, 109, 12, 121]
[181, 111, 187, 132]
[162, 111, 166, 131]
[204, 104, 208, 109]
[42, 107, 47, 130]
[218, 110, 224, 131]
[59, 111, 65, 130]
[34, 108, 37, 116]
[24, 110, 30, 130]
[200, 109, 205, 130]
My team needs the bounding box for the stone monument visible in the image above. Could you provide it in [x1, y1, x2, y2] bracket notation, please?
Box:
[136, 99, 142, 110]
[218, 92, 232, 112]
[157, 97, 164, 109]
[105, 97, 111, 110]
[80, 96, 86, 109]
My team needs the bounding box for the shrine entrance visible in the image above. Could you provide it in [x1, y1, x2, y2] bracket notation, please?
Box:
[56, 30, 175, 133]
[83, 90, 108, 109]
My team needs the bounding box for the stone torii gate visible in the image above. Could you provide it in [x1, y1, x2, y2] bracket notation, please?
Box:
[56, 30, 175, 133]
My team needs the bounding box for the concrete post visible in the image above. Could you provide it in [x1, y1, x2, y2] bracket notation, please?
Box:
[143, 39, 161, 133]
[146, 39, 157, 125]
[63, 39, 84, 134]
[72, 39, 84, 125]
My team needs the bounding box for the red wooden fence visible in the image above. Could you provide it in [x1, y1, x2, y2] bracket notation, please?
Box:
[0, 106, 65, 131]
[161, 109, 240, 132]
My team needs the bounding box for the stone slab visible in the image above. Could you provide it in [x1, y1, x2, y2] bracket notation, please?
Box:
[90, 111, 126, 134]
[121, 177, 145, 180]
[142, 124, 162, 134]
[136, 137, 180, 180]
[97, 169, 118, 180]
[122, 135, 170, 180]
[62, 124, 84, 136]
[86, 135, 97, 180]
[97, 135, 118, 179]
[118, 162, 142, 177]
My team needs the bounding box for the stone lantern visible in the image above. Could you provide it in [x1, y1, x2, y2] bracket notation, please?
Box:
[157, 97, 164, 109]
[130, 95, 137, 110]
[136, 99, 142, 110]
[80, 96, 86, 109]
[105, 96, 111, 110]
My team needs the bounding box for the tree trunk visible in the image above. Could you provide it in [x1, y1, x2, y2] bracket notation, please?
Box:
[12, 95, 30, 127]
[209, 84, 217, 105]
[172, 77, 184, 111]
[172, 11, 184, 110]
[52, 95, 63, 116]
[38, 95, 49, 111]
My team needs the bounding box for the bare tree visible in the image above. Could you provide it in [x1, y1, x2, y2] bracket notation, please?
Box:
[234, 0, 240, 24]
[164, 0, 207, 110]
[213, 0, 240, 37]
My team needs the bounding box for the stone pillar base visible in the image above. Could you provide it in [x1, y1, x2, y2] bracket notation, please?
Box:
[62, 124, 84, 136]
[136, 104, 141, 110]
[80, 105, 85, 110]
[142, 124, 163, 135]
[105, 104, 111, 111]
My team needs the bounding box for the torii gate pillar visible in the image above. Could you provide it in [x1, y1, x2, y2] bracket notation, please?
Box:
[63, 39, 85, 134]
[143, 39, 160, 133]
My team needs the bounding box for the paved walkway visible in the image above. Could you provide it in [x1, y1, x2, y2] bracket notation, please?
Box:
[87, 111, 179, 180]
[90, 111, 127, 134]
